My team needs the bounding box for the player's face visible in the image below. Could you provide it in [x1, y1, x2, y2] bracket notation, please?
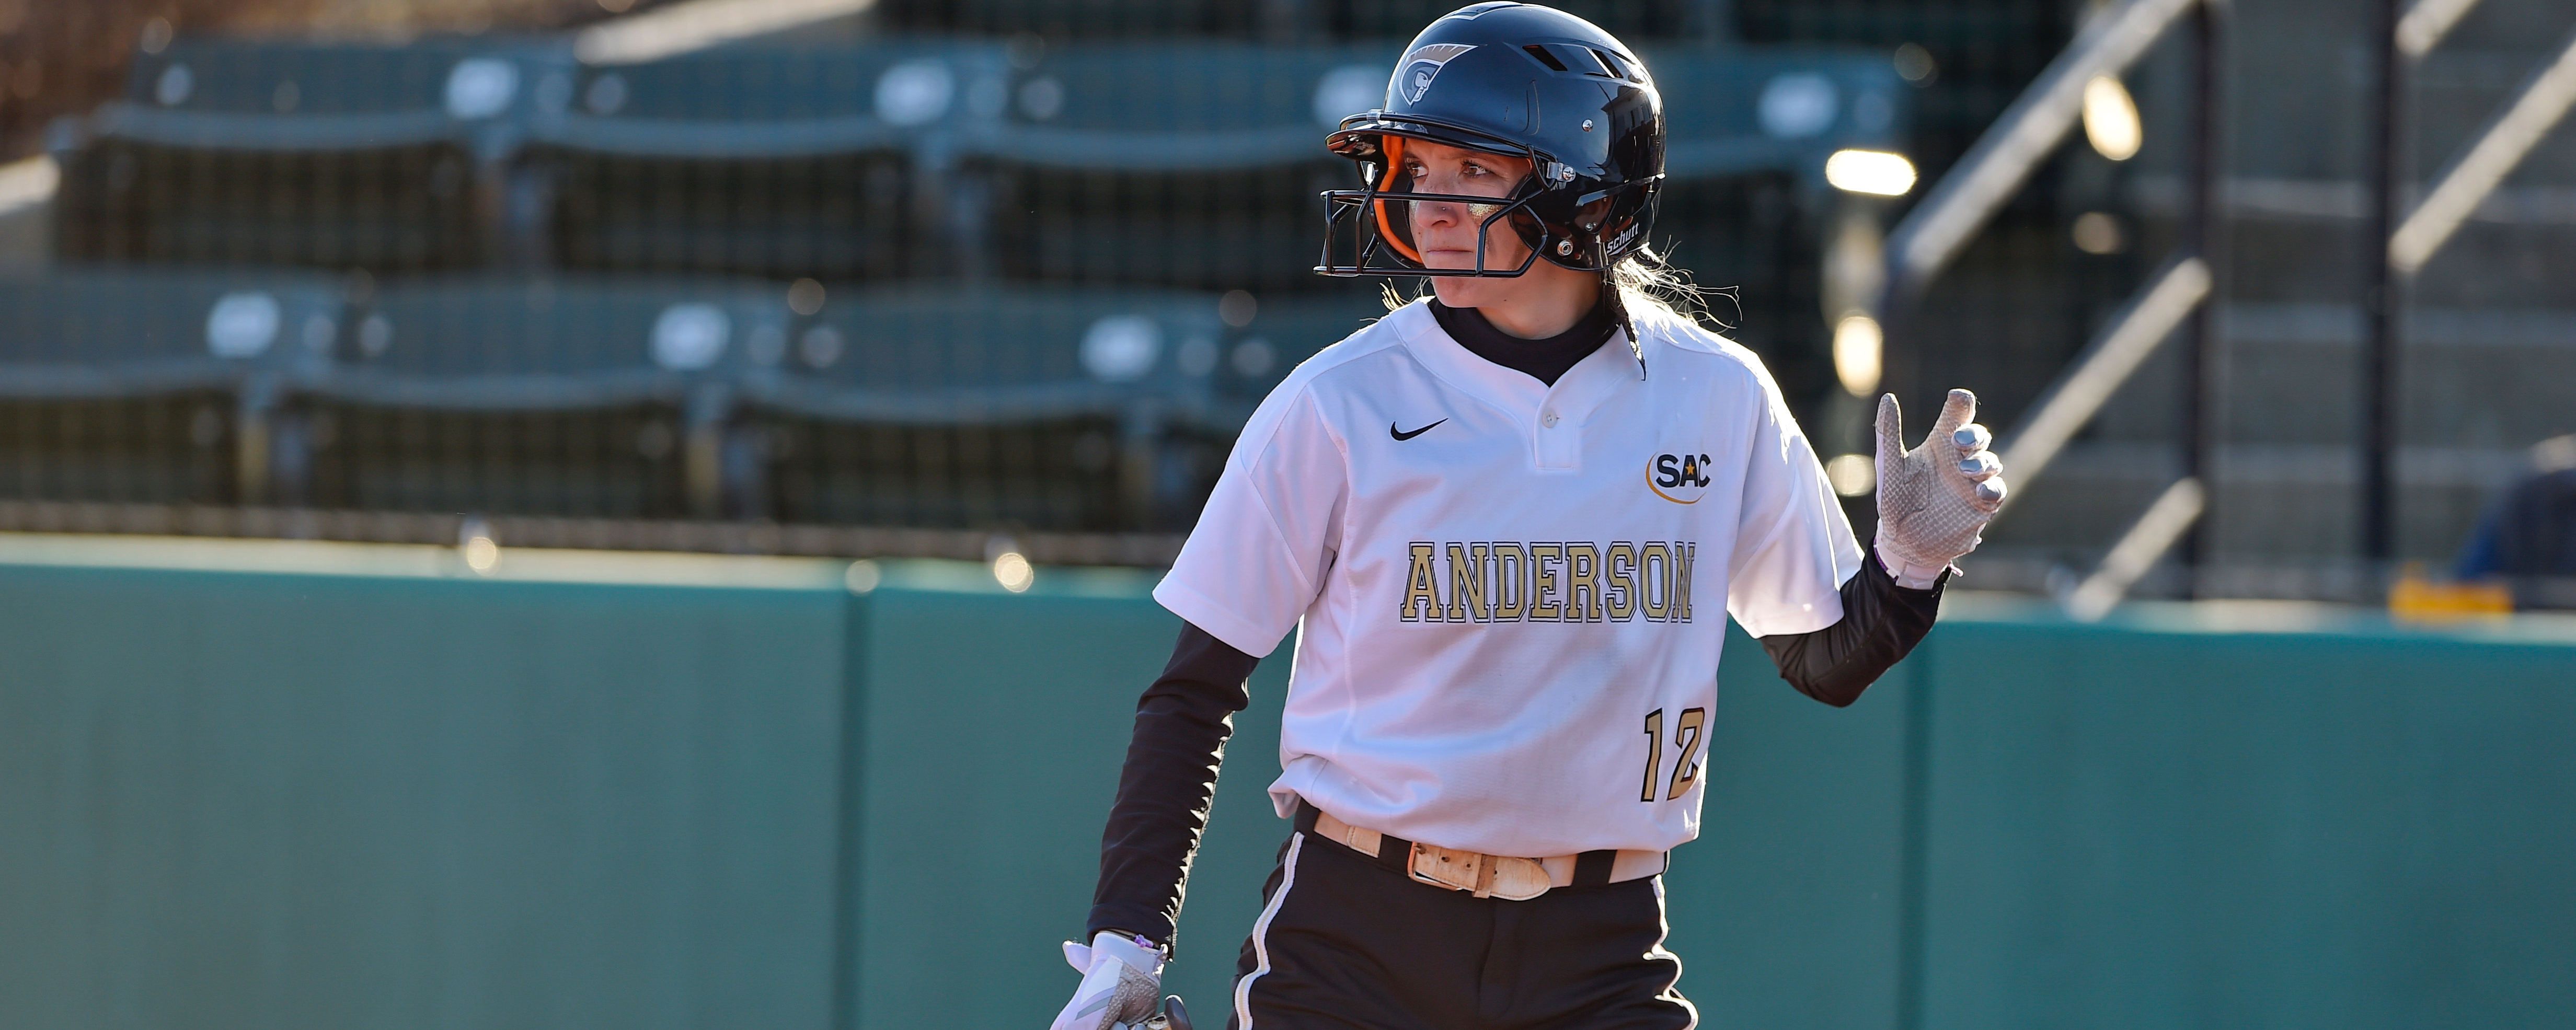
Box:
[1400, 141, 1535, 277]
[1399, 141, 1597, 321]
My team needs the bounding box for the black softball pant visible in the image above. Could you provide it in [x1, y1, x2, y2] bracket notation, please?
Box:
[1226, 829, 1698, 1030]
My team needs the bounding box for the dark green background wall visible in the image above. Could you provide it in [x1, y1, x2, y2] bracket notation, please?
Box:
[0, 537, 2567, 1029]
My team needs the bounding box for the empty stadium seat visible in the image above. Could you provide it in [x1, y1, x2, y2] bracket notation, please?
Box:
[528, 42, 1009, 281]
[55, 38, 574, 273]
[0, 268, 344, 505]
[302, 276, 792, 519]
[1647, 47, 1910, 180]
[53, 137, 490, 272]
[745, 285, 1239, 530]
[121, 37, 570, 119]
[1210, 291, 1384, 398]
[967, 42, 1397, 294]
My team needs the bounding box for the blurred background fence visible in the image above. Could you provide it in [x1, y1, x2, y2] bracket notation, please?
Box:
[0, 0, 2569, 605]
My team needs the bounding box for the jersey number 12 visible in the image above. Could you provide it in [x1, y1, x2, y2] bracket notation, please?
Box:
[1639, 707, 1706, 802]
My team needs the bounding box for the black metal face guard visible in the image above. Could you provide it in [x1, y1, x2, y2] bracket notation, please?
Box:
[1314, 184, 1555, 279]
[1314, 173, 1661, 279]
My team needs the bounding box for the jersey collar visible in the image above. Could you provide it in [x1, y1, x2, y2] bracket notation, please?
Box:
[1392, 299, 1642, 450]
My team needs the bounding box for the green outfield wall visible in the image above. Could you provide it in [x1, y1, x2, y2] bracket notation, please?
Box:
[0, 536, 2567, 1029]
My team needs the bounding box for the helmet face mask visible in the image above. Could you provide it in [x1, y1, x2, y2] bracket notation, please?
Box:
[1315, 2, 1665, 280]
[1326, 132, 1554, 279]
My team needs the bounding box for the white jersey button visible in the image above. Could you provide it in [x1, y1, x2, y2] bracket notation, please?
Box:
[1541, 411, 1560, 428]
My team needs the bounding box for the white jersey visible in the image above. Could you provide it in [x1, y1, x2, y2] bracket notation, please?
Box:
[1153, 298, 1861, 858]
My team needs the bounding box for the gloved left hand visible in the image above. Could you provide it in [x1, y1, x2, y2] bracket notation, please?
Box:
[1049, 931, 1165, 1030]
[1873, 389, 2007, 588]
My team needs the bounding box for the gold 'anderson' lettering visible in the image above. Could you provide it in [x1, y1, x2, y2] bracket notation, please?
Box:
[1401, 542, 1440, 621]
[1399, 539, 1692, 626]
[1446, 542, 1489, 621]
[1565, 543, 1603, 622]
[1528, 543, 1564, 621]
[1605, 542, 1637, 620]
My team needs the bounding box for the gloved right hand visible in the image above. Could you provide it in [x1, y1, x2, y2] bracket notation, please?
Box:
[1873, 389, 2008, 588]
[1049, 931, 1165, 1030]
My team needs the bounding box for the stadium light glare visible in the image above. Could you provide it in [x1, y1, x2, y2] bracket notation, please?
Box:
[1824, 150, 1916, 196]
[1825, 454, 1876, 497]
[458, 515, 500, 575]
[0, 155, 56, 218]
[1832, 314, 1883, 396]
[993, 551, 1034, 594]
[2081, 76, 2142, 160]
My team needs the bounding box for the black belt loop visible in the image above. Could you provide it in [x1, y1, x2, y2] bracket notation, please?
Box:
[1572, 849, 1617, 887]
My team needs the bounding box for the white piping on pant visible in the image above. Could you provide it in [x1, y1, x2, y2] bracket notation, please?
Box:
[1647, 876, 1700, 1030]
[1232, 833, 1305, 1030]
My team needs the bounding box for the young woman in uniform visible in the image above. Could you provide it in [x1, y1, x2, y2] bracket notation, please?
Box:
[1052, 5, 2007, 1028]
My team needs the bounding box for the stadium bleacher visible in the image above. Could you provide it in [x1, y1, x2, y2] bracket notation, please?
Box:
[968, 42, 1396, 294]
[1651, 47, 1908, 177]
[751, 284, 1238, 530]
[30, 17, 1913, 538]
[0, 268, 342, 506]
[301, 276, 789, 518]
[531, 42, 1010, 281]
[55, 38, 575, 272]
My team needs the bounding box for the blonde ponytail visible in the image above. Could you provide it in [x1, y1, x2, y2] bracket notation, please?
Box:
[1608, 243, 1730, 331]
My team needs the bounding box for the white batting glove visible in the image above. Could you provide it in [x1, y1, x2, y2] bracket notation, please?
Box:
[1050, 931, 1164, 1030]
[1874, 389, 2008, 589]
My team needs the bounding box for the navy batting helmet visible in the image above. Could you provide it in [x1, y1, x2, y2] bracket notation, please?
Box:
[1317, 2, 1665, 278]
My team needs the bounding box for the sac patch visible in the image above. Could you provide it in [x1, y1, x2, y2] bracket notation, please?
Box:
[1647, 452, 1712, 504]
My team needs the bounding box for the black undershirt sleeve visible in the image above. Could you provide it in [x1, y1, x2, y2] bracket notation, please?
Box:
[1086, 622, 1258, 953]
[1757, 553, 1947, 707]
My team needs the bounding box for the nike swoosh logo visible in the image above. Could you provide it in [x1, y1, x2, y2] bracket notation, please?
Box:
[1390, 419, 1447, 441]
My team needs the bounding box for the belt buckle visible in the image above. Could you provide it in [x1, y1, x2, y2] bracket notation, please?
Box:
[1408, 842, 1484, 893]
[1408, 842, 1550, 900]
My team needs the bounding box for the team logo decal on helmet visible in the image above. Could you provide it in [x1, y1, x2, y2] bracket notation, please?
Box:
[1397, 43, 1476, 104]
[1315, 3, 1666, 281]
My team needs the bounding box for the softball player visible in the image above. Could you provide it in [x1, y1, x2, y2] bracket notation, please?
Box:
[1053, 5, 2007, 1028]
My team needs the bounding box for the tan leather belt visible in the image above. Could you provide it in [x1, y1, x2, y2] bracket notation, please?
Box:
[1300, 806, 1666, 901]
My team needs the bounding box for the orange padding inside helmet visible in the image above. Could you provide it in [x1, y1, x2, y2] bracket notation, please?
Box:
[1372, 135, 1424, 265]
